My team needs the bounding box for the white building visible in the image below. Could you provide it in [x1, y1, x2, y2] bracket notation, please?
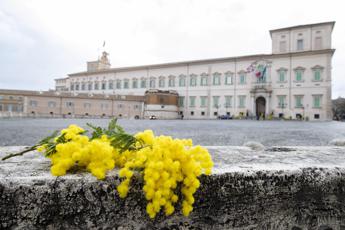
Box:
[55, 21, 335, 120]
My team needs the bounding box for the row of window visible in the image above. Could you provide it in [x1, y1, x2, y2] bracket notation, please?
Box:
[277, 95, 322, 108]
[279, 35, 323, 52]
[277, 66, 324, 83]
[69, 66, 324, 91]
[29, 101, 140, 110]
[179, 96, 247, 108]
[69, 73, 246, 91]
[0, 104, 23, 112]
[178, 95, 323, 109]
[0, 95, 23, 100]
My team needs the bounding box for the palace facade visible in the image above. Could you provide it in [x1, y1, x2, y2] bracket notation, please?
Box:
[53, 22, 335, 120]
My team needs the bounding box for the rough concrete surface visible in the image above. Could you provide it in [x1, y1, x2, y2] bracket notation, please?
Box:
[1, 146, 345, 230]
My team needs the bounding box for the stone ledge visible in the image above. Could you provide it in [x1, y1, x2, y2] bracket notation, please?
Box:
[1, 146, 345, 229]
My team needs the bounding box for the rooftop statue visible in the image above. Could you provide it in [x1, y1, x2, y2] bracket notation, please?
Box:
[100, 51, 110, 65]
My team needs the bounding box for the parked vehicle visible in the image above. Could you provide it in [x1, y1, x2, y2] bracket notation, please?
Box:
[218, 114, 232, 120]
[149, 115, 157, 120]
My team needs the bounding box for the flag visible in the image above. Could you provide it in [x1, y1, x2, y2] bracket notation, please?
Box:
[261, 66, 267, 79]
[246, 63, 255, 73]
[255, 65, 267, 79]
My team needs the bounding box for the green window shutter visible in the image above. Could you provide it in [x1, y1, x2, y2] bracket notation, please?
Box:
[314, 70, 321, 81]
[189, 96, 195, 107]
[314, 96, 321, 108]
[225, 96, 232, 107]
[179, 77, 185, 87]
[178, 97, 184, 107]
[213, 96, 219, 108]
[200, 97, 207, 107]
[296, 71, 302, 81]
[295, 96, 302, 107]
[240, 75, 245, 84]
[279, 71, 285, 82]
[238, 96, 245, 108]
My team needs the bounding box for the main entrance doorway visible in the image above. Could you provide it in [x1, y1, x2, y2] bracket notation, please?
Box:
[256, 97, 266, 118]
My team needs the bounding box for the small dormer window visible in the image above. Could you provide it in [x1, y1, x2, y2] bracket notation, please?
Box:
[297, 39, 304, 51]
[281, 35, 286, 39]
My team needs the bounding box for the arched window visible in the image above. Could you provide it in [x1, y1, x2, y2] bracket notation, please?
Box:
[213, 72, 221, 85]
[200, 73, 208, 86]
[179, 74, 186, 87]
[190, 74, 197, 87]
[149, 78, 156, 88]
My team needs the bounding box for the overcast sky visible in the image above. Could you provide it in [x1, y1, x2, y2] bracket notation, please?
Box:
[0, 0, 344, 98]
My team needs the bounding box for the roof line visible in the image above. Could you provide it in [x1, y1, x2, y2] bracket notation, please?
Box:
[269, 21, 335, 35]
[65, 49, 335, 78]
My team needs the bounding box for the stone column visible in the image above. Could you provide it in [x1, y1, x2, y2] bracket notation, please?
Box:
[265, 95, 270, 115]
[251, 95, 255, 117]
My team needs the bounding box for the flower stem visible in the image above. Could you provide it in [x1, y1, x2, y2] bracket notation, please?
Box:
[1, 145, 37, 161]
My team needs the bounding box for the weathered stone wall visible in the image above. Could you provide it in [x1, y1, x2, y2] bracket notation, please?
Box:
[1, 146, 345, 230]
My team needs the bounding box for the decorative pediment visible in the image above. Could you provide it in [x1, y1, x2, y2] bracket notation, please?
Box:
[158, 75, 165, 80]
[311, 65, 324, 70]
[293, 66, 306, 71]
[224, 71, 234, 76]
[212, 72, 221, 76]
[237, 70, 247, 74]
[179, 74, 186, 78]
[168, 75, 176, 79]
[276, 67, 288, 72]
[190, 73, 197, 78]
[200, 72, 208, 77]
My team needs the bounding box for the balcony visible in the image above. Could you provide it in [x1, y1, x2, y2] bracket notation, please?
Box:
[250, 81, 272, 93]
